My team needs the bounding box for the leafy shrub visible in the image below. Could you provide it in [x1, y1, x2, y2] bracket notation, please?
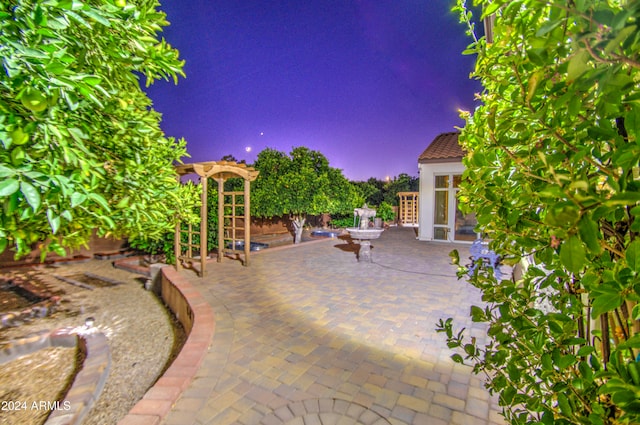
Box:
[330, 215, 356, 229]
[130, 180, 201, 264]
[438, 1, 640, 424]
[129, 232, 174, 264]
[376, 202, 395, 223]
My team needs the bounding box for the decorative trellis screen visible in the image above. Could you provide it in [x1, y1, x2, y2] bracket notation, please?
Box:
[397, 192, 419, 227]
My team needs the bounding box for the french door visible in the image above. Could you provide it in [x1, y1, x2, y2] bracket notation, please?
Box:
[433, 174, 477, 241]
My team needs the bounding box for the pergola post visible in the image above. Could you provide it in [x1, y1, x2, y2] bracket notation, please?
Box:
[174, 173, 182, 272]
[174, 221, 181, 272]
[217, 177, 224, 263]
[200, 176, 208, 276]
[244, 178, 251, 266]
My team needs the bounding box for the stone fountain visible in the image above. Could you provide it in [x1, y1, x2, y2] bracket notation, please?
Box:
[346, 204, 384, 262]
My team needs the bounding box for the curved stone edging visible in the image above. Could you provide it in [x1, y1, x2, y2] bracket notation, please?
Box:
[117, 266, 215, 425]
[0, 292, 62, 330]
[0, 327, 111, 425]
[0, 329, 51, 363]
[46, 328, 111, 425]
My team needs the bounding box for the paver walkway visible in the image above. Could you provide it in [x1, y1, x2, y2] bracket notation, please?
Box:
[162, 227, 505, 425]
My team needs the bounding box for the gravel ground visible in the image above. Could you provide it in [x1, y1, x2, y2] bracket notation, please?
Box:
[0, 346, 77, 425]
[0, 259, 185, 425]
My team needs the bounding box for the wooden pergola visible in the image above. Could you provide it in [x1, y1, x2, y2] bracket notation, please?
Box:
[174, 161, 259, 276]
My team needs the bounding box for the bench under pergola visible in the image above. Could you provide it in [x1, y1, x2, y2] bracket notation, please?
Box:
[174, 161, 259, 276]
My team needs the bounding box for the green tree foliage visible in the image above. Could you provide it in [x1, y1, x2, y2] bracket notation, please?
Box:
[382, 173, 418, 205]
[439, 1, 640, 424]
[0, 0, 198, 259]
[251, 147, 361, 243]
[352, 174, 418, 207]
[353, 178, 385, 206]
[129, 180, 201, 264]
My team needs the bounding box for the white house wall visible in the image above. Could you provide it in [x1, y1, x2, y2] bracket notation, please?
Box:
[417, 161, 465, 241]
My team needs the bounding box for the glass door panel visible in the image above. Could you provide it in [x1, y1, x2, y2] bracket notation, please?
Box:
[454, 176, 477, 241]
[454, 199, 477, 241]
[434, 176, 449, 240]
[435, 175, 449, 188]
[434, 191, 448, 224]
[434, 227, 448, 240]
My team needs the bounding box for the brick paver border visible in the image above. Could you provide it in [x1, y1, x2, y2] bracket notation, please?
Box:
[117, 267, 215, 425]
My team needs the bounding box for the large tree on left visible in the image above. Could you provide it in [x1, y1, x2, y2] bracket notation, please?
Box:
[0, 0, 198, 259]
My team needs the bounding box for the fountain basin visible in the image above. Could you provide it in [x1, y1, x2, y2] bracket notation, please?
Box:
[346, 204, 384, 263]
[346, 228, 384, 240]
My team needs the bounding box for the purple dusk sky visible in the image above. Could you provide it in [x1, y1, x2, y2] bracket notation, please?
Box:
[144, 0, 481, 181]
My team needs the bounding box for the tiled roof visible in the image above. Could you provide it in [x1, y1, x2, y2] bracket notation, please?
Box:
[418, 131, 465, 163]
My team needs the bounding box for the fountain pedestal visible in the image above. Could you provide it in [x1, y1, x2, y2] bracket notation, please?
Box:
[346, 228, 384, 262]
[359, 240, 372, 262]
[346, 204, 384, 263]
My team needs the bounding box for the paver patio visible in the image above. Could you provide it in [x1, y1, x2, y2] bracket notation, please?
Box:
[161, 226, 505, 425]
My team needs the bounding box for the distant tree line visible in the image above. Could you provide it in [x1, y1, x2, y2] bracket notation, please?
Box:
[352, 174, 419, 207]
[220, 150, 419, 211]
